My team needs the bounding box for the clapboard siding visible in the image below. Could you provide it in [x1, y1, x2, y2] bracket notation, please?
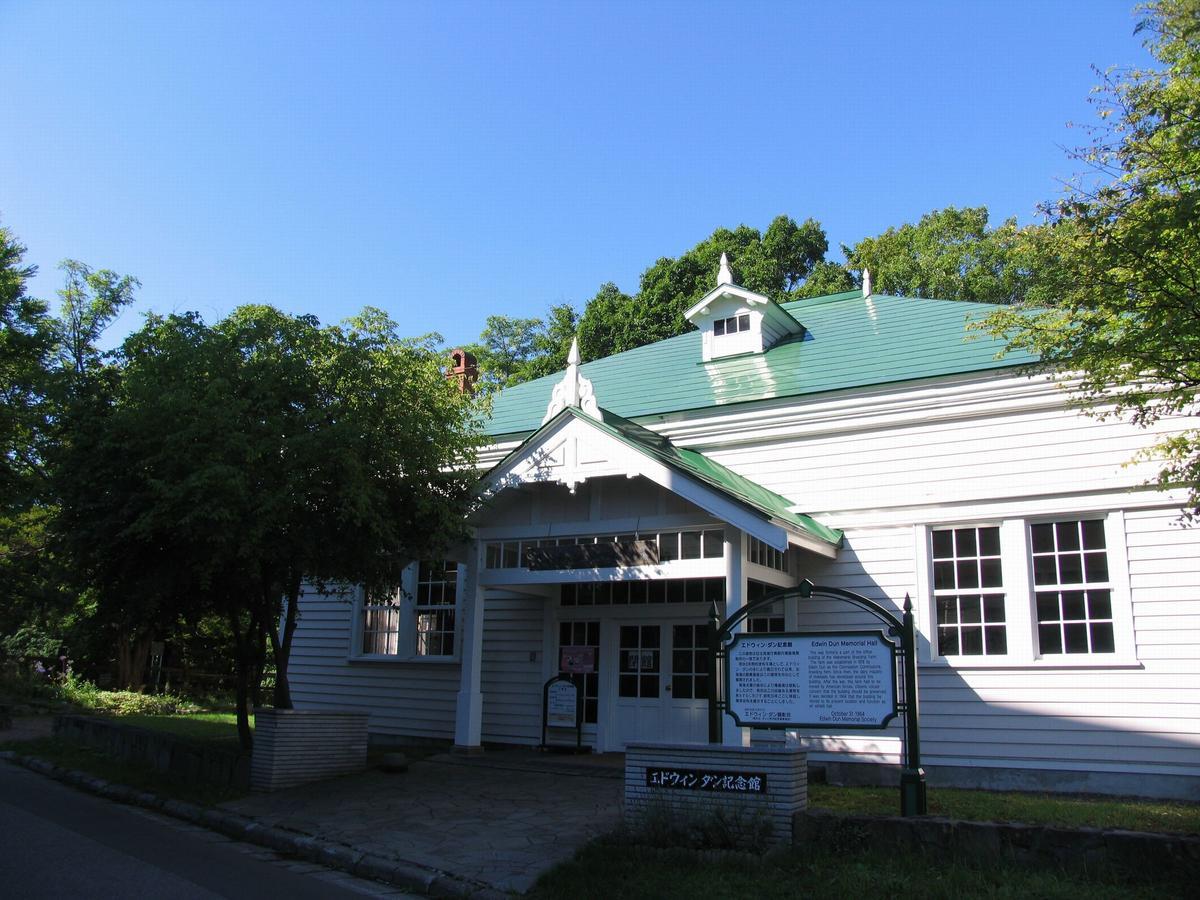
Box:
[698, 377, 1190, 516]
[289, 592, 459, 740]
[481, 591, 545, 745]
[777, 513, 1200, 779]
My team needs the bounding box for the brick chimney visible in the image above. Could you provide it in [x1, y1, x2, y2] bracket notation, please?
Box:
[446, 348, 479, 394]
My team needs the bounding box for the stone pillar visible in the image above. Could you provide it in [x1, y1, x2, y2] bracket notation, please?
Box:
[722, 529, 750, 747]
[454, 541, 485, 751]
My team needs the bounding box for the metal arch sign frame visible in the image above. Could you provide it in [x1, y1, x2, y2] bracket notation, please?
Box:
[723, 629, 899, 730]
[706, 579, 927, 816]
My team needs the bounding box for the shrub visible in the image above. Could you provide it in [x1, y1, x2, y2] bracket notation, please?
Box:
[56, 673, 200, 715]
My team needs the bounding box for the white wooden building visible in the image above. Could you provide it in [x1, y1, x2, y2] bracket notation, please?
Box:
[289, 264, 1200, 800]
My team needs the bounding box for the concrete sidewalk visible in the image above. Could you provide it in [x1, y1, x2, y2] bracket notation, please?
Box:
[220, 749, 625, 894]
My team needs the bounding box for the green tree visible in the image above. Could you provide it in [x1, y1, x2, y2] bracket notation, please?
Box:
[0, 233, 131, 679]
[629, 216, 829, 352]
[58, 305, 482, 745]
[55, 259, 139, 379]
[467, 303, 581, 388]
[574, 215, 832, 362]
[793, 259, 857, 298]
[577, 282, 635, 365]
[984, 0, 1200, 518]
[0, 225, 53, 507]
[844, 206, 1035, 303]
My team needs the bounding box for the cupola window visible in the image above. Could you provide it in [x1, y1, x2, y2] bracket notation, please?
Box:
[713, 314, 750, 336]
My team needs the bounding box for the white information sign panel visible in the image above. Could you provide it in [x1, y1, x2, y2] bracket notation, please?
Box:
[547, 679, 579, 728]
[726, 631, 898, 728]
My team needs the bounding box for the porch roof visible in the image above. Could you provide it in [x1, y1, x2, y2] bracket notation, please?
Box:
[481, 406, 843, 553]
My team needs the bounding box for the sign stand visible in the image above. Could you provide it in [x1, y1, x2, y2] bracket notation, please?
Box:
[540, 674, 587, 753]
[708, 579, 927, 817]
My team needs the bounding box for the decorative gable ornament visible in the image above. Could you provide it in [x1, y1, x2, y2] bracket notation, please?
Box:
[543, 337, 602, 424]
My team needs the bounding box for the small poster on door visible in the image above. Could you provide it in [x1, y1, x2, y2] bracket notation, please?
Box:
[560, 646, 596, 673]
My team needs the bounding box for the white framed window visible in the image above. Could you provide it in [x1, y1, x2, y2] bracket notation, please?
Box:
[916, 512, 1135, 666]
[353, 560, 462, 661]
[931, 525, 1008, 656]
[713, 313, 750, 336]
[1030, 520, 1115, 655]
[415, 560, 458, 657]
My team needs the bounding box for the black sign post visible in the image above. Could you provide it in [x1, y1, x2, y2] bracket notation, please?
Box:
[708, 579, 926, 817]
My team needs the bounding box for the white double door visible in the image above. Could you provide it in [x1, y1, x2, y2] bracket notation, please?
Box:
[608, 618, 710, 749]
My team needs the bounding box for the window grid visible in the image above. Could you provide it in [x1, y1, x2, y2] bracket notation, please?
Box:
[747, 580, 785, 633]
[487, 529, 724, 570]
[560, 577, 725, 607]
[747, 536, 788, 572]
[619, 625, 660, 698]
[671, 624, 710, 700]
[931, 526, 1007, 656]
[1031, 520, 1114, 655]
[361, 591, 402, 655]
[558, 621, 600, 724]
[415, 560, 457, 656]
[713, 314, 750, 336]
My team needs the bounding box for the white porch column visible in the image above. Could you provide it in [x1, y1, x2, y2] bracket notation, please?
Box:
[454, 540, 485, 751]
[722, 528, 751, 747]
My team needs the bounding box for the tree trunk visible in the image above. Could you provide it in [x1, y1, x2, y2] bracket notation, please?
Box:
[229, 612, 254, 751]
[271, 574, 301, 710]
[115, 628, 152, 691]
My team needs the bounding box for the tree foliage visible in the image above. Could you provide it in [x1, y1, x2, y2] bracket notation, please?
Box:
[57, 305, 483, 744]
[843, 206, 1036, 303]
[983, 0, 1200, 518]
[466, 303, 580, 389]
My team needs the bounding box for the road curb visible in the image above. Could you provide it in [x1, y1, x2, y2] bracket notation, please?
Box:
[2, 751, 507, 899]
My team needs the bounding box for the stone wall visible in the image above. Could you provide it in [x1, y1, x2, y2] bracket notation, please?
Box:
[251, 707, 368, 792]
[54, 714, 249, 790]
[793, 808, 1200, 875]
[625, 742, 806, 844]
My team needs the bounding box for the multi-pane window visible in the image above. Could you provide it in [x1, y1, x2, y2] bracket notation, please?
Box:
[561, 577, 725, 606]
[361, 589, 402, 655]
[932, 526, 1007, 656]
[619, 625, 660, 698]
[747, 537, 788, 572]
[486, 528, 723, 570]
[671, 624, 710, 700]
[415, 560, 457, 656]
[713, 314, 750, 336]
[747, 580, 785, 633]
[1031, 520, 1114, 654]
[558, 621, 600, 724]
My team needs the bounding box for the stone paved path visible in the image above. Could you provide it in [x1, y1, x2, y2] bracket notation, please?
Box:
[221, 750, 625, 893]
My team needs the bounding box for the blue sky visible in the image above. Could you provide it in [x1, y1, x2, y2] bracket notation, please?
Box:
[1, 0, 1152, 349]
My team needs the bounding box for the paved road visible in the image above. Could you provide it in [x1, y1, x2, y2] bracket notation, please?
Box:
[0, 761, 417, 899]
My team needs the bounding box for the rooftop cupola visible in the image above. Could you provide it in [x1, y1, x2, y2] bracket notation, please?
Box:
[683, 253, 805, 362]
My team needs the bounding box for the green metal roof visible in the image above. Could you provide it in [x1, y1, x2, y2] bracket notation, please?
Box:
[487, 406, 843, 549]
[485, 289, 1038, 438]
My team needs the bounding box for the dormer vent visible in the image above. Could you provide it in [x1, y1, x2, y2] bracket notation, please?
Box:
[683, 269, 805, 362]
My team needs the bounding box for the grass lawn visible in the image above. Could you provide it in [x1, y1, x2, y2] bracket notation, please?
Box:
[808, 783, 1200, 835]
[116, 711, 248, 745]
[528, 838, 1190, 900]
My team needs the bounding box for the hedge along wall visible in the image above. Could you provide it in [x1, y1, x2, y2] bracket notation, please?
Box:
[625, 742, 807, 844]
[54, 714, 249, 790]
[250, 708, 368, 792]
